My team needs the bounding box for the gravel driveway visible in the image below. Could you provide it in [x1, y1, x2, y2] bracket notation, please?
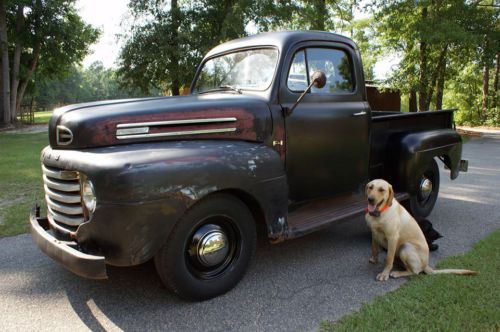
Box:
[0, 133, 498, 332]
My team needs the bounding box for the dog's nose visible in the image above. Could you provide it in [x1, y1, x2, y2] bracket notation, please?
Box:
[368, 197, 375, 204]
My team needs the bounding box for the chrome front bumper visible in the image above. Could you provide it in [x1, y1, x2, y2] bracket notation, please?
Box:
[29, 207, 107, 280]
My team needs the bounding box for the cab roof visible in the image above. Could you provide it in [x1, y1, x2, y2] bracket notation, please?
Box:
[205, 30, 358, 59]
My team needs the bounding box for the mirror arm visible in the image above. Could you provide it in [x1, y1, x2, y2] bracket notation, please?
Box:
[284, 71, 326, 117]
[284, 81, 315, 116]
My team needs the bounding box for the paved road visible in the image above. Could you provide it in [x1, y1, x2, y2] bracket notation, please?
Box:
[1, 133, 499, 332]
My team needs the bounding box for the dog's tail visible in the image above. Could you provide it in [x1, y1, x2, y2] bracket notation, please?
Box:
[424, 266, 477, 276]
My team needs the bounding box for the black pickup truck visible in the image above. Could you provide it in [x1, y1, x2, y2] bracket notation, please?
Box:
[30, 31, 467, 300]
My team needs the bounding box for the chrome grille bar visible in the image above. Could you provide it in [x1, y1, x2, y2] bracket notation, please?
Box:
[42, 164, 84, 229]
[47, 214, 78, 233]
[42, 165, 79, 180]
[46, 195, 83, 215]
[44, 185, 81, 203]
[43, 175, 80, 192]
[47, 207, 84, 226]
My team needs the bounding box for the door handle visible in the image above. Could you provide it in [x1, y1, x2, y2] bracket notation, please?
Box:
[352, 111, 367, 116]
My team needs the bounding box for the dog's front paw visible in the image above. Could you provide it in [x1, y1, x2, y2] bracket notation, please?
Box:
[376, 270, 390, 281]
[369, 256, 378, 264]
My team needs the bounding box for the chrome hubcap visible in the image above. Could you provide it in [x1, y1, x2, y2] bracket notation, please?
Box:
[190, 224, 229, 268]
[419, 177, 433, 201]
[197, 230, 229, 267]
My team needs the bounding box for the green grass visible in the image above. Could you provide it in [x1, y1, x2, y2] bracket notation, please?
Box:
[17, 110, 52, 124]
[320, 229, 500, 331]
[34, 111, 53, 124]
[0, 132, 48, 236]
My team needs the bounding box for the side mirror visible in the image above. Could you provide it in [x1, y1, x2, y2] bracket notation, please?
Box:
[285, 71, 327, 116]
[311, 71, 327, 89]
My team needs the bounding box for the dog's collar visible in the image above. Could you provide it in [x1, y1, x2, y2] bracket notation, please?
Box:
[365, 203, 390, 217]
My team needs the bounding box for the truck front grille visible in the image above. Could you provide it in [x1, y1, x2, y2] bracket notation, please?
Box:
[42, 164, 84, 231]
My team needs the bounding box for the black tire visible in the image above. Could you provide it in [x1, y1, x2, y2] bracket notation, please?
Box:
[408, 158, 440, 218]
[154, 193, 256, 301]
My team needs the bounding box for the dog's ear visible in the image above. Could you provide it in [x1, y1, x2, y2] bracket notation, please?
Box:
[387, 184, 394, 206]
[365, 182, 370, 197]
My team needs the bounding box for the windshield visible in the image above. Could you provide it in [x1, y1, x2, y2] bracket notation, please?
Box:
[193, 48, 278, 93]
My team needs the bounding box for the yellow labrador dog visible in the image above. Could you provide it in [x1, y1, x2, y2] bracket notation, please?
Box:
[365, 179, 476, 281]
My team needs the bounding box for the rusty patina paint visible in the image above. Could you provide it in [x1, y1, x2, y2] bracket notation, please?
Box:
[49, 94, 272, 150]
[93, 108, 259, 146]
[272, 119, 286, 162]
[41, 140, 287, 266]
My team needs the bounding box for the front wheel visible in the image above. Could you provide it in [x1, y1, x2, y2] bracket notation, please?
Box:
[408, 158, 440, 218]
[155, 194, 256, 301]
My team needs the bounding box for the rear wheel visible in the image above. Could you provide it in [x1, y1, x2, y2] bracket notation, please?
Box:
[408, 158, 440, 218]
[155, 194, 256, 301]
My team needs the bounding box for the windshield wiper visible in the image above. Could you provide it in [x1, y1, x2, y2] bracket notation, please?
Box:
[217, 85, 242, 94]
[197, 85, 243, 95]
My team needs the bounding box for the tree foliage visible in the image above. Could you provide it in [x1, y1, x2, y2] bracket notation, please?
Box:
[372, 0, 499, 119]
[28, 61, 147, 110]
[0, 0, 99, 125]
[2, 0, 496, 127]
[118, 0, 381, 94]
[118, 0, 258, 95]
[254, 0, 379, 80]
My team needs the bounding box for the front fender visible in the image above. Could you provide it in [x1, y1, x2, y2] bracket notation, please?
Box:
[386, 129, 463, 194]
[42, 141, 287, 266]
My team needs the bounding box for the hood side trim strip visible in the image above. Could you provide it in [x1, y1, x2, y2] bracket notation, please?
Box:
[116, 117, 237, 129]
[116, 127, 237, 140]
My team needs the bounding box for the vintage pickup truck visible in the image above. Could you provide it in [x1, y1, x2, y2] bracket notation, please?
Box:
[30, 31, 468, 301]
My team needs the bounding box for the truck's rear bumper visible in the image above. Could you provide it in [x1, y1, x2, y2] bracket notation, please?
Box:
[30, 208, 107, 280]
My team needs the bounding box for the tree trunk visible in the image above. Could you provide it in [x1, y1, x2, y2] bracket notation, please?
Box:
[409, 89, 418, 113]
[493, 53, 499, 109]
[418, 6, 428, 112]
[426, 67, 437, 111]
[169, 0, 180, 96]
[0, 0, 10, 124]
[435, 44, 448, 110]
[482, 64, 489, 123]
[418, 41, 428, 112]
[15, 42, 41, 114]
[435, 75, 445, 111]
[10, 4, 25, 123]
[481, 37, 490, 123]
[350, 1, 355, 37]
[311, 0, 326, 31]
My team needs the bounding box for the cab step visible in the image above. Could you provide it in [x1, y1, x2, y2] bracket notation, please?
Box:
[286, 192, 409, 239]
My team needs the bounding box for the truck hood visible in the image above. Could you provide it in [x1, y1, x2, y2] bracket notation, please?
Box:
[48, 94, 272, 149]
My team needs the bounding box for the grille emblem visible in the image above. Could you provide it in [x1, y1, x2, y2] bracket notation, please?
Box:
[56, 126, 74, 146]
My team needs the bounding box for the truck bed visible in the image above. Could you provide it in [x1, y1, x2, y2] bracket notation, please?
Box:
[369, 109, 456, 179]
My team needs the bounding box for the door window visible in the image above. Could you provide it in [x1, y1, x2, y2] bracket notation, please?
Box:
[287, 50, 308, 91]
[287, 48, 354, 94]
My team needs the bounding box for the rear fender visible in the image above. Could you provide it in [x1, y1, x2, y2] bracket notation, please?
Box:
[386, 129, 463, 194]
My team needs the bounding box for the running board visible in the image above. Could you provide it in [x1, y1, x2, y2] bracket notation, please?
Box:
[286, 192, 409, 239]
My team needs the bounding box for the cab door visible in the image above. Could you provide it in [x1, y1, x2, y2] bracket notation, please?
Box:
[280, 42, 370, 203]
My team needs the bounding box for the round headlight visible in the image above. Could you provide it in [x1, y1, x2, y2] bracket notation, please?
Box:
[81, 176, 96, 214]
